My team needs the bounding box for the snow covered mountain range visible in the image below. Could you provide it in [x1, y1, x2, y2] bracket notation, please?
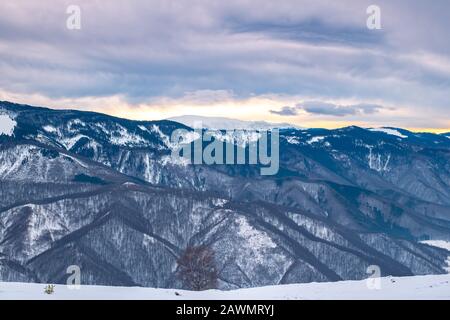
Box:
[0, 100, 449, 289]
[168, 115, 301, 130]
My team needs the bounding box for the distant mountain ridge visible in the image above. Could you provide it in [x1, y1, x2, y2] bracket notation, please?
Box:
[168, 115, 302, 130]
[0, 100, 449, 289]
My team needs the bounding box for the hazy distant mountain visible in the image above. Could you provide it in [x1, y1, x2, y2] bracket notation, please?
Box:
[168, 115, 302, 130]
[0, 100, 449, 289]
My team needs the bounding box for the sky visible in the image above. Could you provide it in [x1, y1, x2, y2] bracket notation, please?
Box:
[0, 0, 449, 132]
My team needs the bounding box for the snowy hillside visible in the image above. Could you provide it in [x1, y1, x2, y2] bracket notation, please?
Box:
[0, 113, 16, 136]
[420, 241, 450, 272]
[1, 274, 449, 300]
[1, 101, 450, 290]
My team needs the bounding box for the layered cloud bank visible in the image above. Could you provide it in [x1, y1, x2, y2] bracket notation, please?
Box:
[0, 0, 449, 131]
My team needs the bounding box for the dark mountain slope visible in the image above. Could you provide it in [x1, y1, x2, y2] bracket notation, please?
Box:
[0, 101, 449, 288]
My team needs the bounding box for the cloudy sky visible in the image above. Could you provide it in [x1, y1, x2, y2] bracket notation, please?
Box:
[0, 0, 449, 131]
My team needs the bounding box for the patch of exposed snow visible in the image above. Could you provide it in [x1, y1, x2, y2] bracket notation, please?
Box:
[369, 128, 408, 139]
[289, 213, 338, 242]
[61, 134, 89, 150]
[0, 114, 16, 136]
[235, 216, 276, 264]
[31, 134, 55, 145]
[367, 147, 391, 172]
[142, 153, 163, 183]
[211, 130, 261, 148]
[94, 122, 146, 147]
[109, 125, 146, 146]
[142, 234, 156, 248]
[160, 126, 201, 151]
[212, 198, 228, 207]
[0, 203, 68, 259]
[159, 154, 191, 167]
[285, 136, 300, 144]
[149, 125, 172, 149]
[68, 119, 85, 128]
[94, 122, 108, 134]
[421, 240, 450, 273]
[138, 125, 149, 132]
[25, 204, 67, 244]
[307, 136, 325, 144]
[61, 154, 88, 169]
[42, 125, 57, 133]
[0, 145, 37, 179]
[421, 240, 450, 251]
[177, 130, 201, 145]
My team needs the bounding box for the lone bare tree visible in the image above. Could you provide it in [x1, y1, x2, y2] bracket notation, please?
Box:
[176, 245, 218, 291]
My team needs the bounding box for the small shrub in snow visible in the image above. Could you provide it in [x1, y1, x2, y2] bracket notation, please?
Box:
[44, 284, 55, 294]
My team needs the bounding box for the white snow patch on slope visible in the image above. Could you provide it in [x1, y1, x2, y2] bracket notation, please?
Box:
[0, 114, 16, 136]
[68, 119, 85, 127]
[212, 198, 228, 207]
[307, 136, 325, 144]
[42, 125, 57, 133]
[0, 203, 68, 259]
[61, 153, 88, 169]
[285, 136, 300, 144]
[367, 147, 391, 172]
[421, 240, 450, 251]
[110, 125, 146, 146]
[369, 128, 408, 139]
[212, 130, 261, 148]
[0, 145, 36, 178]
[235, 216, 276, 264]
[155, 124, 201, 151]
[61, 134, 89, 150]
[149, 124, 171, 149]
[142, 234, 156, 248]
[289, 214, 337, 241]
[24, 204, 66, 245]
[421, 240, 450, 273]
[1, 274, 450, 300]
[138, 125, 149, 132]
[175, 130, 200, 145]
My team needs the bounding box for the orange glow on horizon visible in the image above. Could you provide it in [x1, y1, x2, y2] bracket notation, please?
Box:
[1, 90, 448, 134]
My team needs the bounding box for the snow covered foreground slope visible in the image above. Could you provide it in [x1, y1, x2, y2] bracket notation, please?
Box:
[1, 275, 449, 300]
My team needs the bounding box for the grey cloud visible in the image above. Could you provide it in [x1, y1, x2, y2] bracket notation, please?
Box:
[228, 19, 384, 48]
[269, 102, 385, 117]
[0, 0, 449, 124]
[300, 101, 356, 116]
[296, 101, 384, 117]
[270, 106, 298, 116]
[353, 103, 385, 114]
